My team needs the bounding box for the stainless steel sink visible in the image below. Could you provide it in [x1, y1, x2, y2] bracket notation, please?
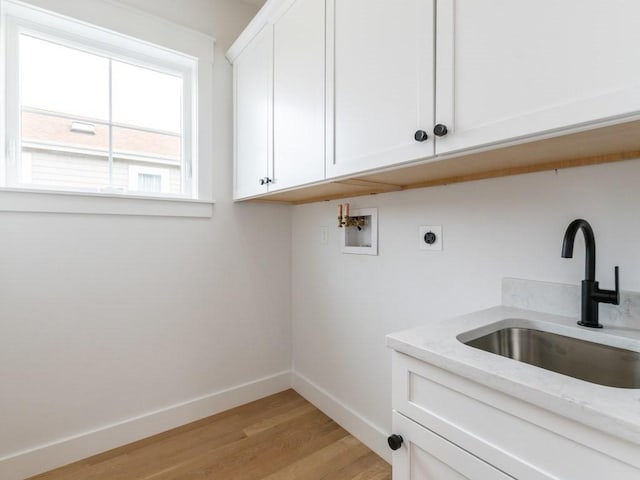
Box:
[463, 327, 640, 388]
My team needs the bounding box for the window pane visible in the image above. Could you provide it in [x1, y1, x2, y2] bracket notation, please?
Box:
[137, 173, 162, 193]
[11, 22, 190, 197]
[116, 163, 181, 195]
[19, 34, 109, 120]
[112, 61, 182, 133]
[112, 126, 182, 194]
[21, 111, 109, 151]
[112, 126, 181, 160]
[20, 110, 110, 189]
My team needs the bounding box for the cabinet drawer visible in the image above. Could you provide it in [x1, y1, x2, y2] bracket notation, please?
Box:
[392, 411, 512, 480]
[392, 352, 640, 480]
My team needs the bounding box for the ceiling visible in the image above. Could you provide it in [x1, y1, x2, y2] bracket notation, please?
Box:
[241, 0, 267, 7]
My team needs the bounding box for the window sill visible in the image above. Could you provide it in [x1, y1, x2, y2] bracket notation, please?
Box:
[0, 188, 214, 218]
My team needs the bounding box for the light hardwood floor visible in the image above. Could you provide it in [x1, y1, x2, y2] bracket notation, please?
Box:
[30, 390, 391, 480]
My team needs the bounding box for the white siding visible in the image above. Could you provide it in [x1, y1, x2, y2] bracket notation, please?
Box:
[25, 149, 182, 193]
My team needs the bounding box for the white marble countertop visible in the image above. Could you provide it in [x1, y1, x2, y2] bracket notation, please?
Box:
[386, 305, 640, 446]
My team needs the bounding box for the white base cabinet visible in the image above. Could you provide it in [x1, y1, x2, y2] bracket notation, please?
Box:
[392, 412, 512, 480]
[390, 352, 640, 480]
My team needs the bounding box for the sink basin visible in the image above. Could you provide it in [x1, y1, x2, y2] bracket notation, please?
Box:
[463, 327, 640, 388]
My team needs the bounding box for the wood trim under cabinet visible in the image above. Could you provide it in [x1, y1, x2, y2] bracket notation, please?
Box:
[242, 118, 640, 205]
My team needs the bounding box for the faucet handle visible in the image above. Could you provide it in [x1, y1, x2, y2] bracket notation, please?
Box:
[592, 266, 621, 306]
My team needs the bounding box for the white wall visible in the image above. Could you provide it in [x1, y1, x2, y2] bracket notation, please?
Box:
[0, 0, 292, 477]
[291, 159, 640, 455]
[4, 0, 640, 476]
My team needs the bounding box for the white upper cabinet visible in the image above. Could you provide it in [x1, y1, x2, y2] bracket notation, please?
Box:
[234, 24, 273, 199]
[435, 0, 640, 155]
[230, 0, 640, 202]
[325, 0, 436, 178]
[271, 0, 326, 191]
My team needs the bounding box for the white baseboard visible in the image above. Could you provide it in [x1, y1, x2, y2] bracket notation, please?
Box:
[292, 371, 391, 463]
[0, 371, 292, 480]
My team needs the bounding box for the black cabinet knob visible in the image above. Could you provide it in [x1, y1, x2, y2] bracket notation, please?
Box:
[259, 177, 273, 186]
[433, 124, 448, 137]
[414, 130, 429, 142]
[387, 434, 404, 451]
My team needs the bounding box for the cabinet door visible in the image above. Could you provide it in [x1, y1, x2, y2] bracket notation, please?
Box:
[326, 0, 435, 178]
[392, 412, 513, 480]
[271, 0, 325, 192]
[435, 0, 640, 155]
[234, 24, 273, 199]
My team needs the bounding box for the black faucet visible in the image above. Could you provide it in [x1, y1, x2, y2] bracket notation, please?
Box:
[561, 219, 620, 328]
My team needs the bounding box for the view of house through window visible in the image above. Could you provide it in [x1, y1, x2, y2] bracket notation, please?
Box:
[17, 33, 186, 195]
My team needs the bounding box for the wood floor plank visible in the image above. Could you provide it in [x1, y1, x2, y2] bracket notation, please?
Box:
[326, 451, 392, 480]
[350, 464, 393, 480]
[29, 390, 391, 480]
[260, 435, 371, 480]
[243, 402, 316, 437]
[30, 390, 306, 480]
[150, 410, 344, 479]
[92, 390, 304, 466]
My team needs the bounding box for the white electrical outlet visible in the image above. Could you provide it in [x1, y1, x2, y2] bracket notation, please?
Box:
[419, 225, 443, 251]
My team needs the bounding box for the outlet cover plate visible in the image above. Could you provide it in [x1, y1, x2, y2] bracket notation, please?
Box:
[419, 225, 443, 251]
[320, 226, 328, 245]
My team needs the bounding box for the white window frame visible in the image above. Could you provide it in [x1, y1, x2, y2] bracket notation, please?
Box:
[0, 0, 214, 217]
